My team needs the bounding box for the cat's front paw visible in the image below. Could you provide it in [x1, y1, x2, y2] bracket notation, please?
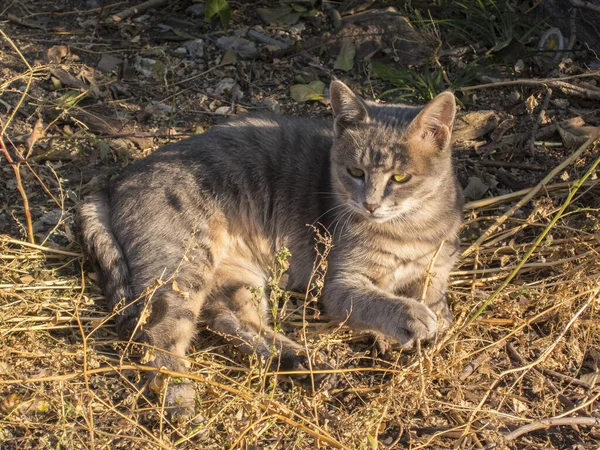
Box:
[390, 300, 437, 347]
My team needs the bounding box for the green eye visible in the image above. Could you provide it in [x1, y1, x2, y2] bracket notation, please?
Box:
[348, 167, 365, 178]
[392, 173, 410, 183]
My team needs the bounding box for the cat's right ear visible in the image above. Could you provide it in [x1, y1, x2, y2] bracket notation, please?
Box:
[330, 80, 368, 135]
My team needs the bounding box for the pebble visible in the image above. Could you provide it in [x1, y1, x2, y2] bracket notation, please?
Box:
[184, 39, 204, 59]
[216, 36, 258, 59]
[185, 3, 205, 16]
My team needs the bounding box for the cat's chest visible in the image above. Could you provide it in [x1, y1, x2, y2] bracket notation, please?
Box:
[357, 238, 435, 290]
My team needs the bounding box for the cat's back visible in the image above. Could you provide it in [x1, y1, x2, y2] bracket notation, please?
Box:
[123, 113, 332, 175]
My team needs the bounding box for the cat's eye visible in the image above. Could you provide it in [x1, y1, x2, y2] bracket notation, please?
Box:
[391, 173, 411, 183]
[348, 167, 365, 178]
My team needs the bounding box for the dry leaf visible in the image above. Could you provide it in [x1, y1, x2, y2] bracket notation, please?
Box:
[290, 81, 325, 102]
[525, 94, 538, 114]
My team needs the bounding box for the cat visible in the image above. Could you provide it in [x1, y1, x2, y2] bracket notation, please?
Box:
[80, 80, 463, 419]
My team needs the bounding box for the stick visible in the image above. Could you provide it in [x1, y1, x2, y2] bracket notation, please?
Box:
[506, 343, 579, 412]
[463, 132, 600, 258]
[570, 0, 600, 13]
[0, 363, 348, 449]
[4, 238, 81, 257]
[0, 139, 34, 244]
[528, 87, 552, 154]
[459, 71, 600, 98]
[109, 0, 168, 22]
[501, 417, 600, 444]
[463, 180, 597, 210]
[475, 160, 546, 171]
[464, 144, 600, 324]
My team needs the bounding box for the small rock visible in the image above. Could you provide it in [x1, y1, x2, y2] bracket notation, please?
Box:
[97, 54, 123, 73]
[214, 78, 244, 102]
[184, 39, 204, 59]
[463, 176, 489, 201]
[261, 97, 280, 113]
[216, 36, 258, 59]
[508, 90, 521, 102]
[133, 14, 151, 23]
[213, 78, 235, 96]
[289, 22, 306, 34]
[33, 209, 63, 233]
[214, 106, 232, 116]
[145, 101, 173, 118]
[233, 28, 248, 38]
[185, 3, 205, 16]
[134, 58, 157, 78]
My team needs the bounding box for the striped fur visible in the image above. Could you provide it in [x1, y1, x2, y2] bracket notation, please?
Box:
[80, 81, 463, 419]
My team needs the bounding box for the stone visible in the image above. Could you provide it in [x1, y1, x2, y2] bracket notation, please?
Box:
[216, 36, 258, 59]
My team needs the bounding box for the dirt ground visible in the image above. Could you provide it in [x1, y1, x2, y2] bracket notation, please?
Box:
[1, 1, 600, 449]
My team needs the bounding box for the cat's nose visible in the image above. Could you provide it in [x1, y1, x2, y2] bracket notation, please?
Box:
[363, 202, 380, 213]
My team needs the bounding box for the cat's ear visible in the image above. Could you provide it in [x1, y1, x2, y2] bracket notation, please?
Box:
[330, 80, 368, 135]
[408, 91, 456, 151]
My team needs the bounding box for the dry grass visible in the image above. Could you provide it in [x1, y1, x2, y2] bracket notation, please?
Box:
[2, 20, 600, 450]
[2, 140, 599, 450]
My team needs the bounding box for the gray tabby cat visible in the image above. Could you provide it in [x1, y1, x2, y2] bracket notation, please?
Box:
[80, 80, 463, 419]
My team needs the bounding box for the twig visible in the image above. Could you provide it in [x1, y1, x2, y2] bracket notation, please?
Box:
[474, 160, 546, 171]
[25, 118, 44, 158]
[109, 0, 168, 22]
[506, 343, 578, 412]
[528, 87, 552, 154]
[463, 180, 597, 210]
[459, 351, 489, 381]
[465, 139, 600, 324]
[0, 363, 348, 449]
[463, 132, 600, 257]
[248, 30, 289, 49]
[4, 238, 81, 257]
[421, 240, 445, 302]
[0, 139, 34, 244]
[481, 417, 600, 448]
[570, 0, 600, 14]
[459, 72, 600, 99]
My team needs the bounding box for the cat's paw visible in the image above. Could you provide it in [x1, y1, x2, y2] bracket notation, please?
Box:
[390, 300, 437, 347]
[164, 380, 196, 423]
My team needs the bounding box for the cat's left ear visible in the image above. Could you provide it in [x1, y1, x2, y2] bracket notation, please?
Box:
[408, 91, 456, 152]
[330, 80, 369, 135]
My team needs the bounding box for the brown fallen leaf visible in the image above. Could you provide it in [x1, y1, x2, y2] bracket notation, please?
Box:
[453, 111, 501, 142]
[557, 123, 600, 149]
[1, 393, 50, 415]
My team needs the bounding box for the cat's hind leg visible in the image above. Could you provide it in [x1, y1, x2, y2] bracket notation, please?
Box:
[131, 274, 209, 421]
[202, 262, 325, 387]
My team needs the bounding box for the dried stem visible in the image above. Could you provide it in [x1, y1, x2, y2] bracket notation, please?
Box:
[0, 139, 35, 244]
[465, 142, 600, 324]
[463, 132, 600, 258]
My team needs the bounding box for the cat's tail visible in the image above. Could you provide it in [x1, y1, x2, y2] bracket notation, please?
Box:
[80, 190, 133, 336]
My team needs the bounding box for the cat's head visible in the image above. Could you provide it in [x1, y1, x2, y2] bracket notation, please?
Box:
[329, 80, 457, 224]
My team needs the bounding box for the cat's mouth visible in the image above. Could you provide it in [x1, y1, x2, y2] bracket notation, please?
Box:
[350, 203, 393, 223]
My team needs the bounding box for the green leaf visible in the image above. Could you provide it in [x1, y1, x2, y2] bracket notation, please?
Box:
[366, 433, 378, 449]
[290, 80, 325, 102]
[205, 0, 232, 31]
[334, 40, 355, 72]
